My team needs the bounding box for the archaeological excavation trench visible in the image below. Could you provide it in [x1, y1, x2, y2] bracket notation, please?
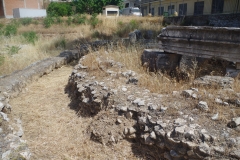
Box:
[1, 30, 240, 160]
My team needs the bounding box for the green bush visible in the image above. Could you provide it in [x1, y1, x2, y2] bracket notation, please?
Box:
[4, 24, 17, 36]
[47, 2, 72, 17]
[72, 14, 86, 24]
[43, 16, 54, 28]
[88, 13, 99, 28]
[22, 31, 38, 45]
[20, 18, 32, 26]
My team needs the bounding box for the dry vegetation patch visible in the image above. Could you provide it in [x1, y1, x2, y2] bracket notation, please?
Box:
[9, 66, 145, 160]
[0, 16, 162, 76]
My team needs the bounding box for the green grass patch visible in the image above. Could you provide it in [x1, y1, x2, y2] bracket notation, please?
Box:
[4, 24, 18, 36]
[20, 18, 33, 26]
[22, 31, 38, 45]
[0, 55, 4, 66]
[73, 14, 86, 25]
[54, 37, 66, 49]
[115, 20, 139, 37]
[6, 46, 21, 55]
[43, 16, 55, 28]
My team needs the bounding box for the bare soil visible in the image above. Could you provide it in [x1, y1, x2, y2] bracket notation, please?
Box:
[9, 65, 154, 160]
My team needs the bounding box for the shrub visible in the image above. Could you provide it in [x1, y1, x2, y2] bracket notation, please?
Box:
[43, 16, 54, 28]
[47, 2, 72, 17]
[88, 13, 99, 28]
[22, 31, 38, 45]
[20, 18, 32, 26]
[72, 14, 86, 24]
[4, 24, 17, 36]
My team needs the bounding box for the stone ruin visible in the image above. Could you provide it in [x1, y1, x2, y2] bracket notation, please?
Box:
[67, 49, 240, 159]
[0, 32, 240, 159]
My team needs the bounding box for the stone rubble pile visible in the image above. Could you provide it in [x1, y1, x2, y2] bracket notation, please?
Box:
[68, 53, 240, 160]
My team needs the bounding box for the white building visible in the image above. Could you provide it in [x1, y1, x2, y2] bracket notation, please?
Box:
[102, 5, 119, 16]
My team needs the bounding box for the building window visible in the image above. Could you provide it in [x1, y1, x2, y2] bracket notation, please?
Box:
[179, 3, 187, 16]
[158, 6, 164, 16]
[211, 0, 224, 14]
[194, 1, 204, 15]
[125, 3, 129, 8]
[151, 8, 154, 16]
[168, 5, 174, 15]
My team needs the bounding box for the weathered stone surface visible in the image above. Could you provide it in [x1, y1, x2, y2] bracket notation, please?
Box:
[181, 90, 194, 98]
[141, 49, 181, 72]
[158, 26, 240, 64]
[230, 150, 240, 159]
[0, 112, 9, 121]
[197, 101, 209, 111]
[128, 127, 136, 134]
[213, 146, 225, 154]
[129, 30, 141, 44]
[211, 113, 219, 120]
[194, 76, 234, 89]
[197, 143, 211, 156]
[228, 117, 240, 128]
[215, 98, 223, 104]
[156, 53, 181, 72]
[174, 118, 187, 126]
[0, 102, 4, 111]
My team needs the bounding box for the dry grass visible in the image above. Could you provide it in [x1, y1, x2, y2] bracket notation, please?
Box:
[82, 45, 189, 95]
[9, 66, 140, 160]
[0, 16, 162, 76]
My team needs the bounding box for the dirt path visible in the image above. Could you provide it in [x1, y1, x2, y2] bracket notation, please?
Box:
[9, 66, 138, 160]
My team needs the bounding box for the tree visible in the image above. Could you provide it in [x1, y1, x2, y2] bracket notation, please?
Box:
[47, 2, 72, 16]
[73, 0, 123, 14]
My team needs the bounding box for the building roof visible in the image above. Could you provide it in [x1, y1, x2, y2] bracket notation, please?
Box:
[103, 5, 119, 9]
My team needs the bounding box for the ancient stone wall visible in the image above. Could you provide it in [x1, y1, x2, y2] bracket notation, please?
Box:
[164, 13, 240, 27]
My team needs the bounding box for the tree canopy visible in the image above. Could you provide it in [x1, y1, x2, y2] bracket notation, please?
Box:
[73, 0, 123, 14]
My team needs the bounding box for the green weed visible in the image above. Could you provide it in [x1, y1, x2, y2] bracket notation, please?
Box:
[0, 55, 4, 66]
[20, 18, 33, 26]
[0, 23, 4, 36]
[55, 37, 66, 49]
[32, 20, 39, 25]
[66, 17, 72, 26]
[6, 46, 21, 55]
[4, 24, 17, 36]
[43, 16, 55, 28]
[88, 13, 100, 28]
[115, 20, 139, 37]
[72, 14, 86, 24]
[55, 16, 63, 24]
[22, 31, 38, 45]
